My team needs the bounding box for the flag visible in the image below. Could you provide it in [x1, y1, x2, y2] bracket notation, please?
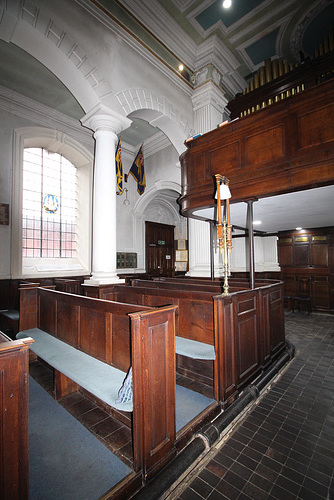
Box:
[129, 144, 146, 195]
[115, 138, 123, 194]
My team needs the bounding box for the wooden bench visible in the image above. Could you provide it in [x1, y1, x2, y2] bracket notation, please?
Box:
[83, 278, 286, 409]
[0, 331, 34, 499]
[17, 285, 177, 480]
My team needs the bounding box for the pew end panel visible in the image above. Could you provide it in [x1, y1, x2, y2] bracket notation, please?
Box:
[0, 333, 34, 500]
[233, 291, 261, 388]
[214, 294, 238, 406]
[214, 281, 286, 408]
[130, 305, 177, 480]
[214, 290, 263, 408]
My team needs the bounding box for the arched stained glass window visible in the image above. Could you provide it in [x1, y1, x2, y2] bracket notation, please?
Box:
[22, 148, 78, 258]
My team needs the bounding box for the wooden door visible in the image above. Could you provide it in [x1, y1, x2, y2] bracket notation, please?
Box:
[145, 221, 175, 276]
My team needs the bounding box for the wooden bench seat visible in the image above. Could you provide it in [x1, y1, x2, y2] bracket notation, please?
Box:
[175, 336, 215, 360]
[0, 309, 20, 339]
[17, 328, 132, 412]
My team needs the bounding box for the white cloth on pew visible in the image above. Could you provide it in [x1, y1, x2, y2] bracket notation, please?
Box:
[116, 367, 133, 404]
[175, 336, 215, 360]
[17, 328, 133, 412]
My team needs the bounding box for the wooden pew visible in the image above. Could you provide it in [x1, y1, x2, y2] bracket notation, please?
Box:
[0, 331, 34, 499]
[83, 278, 286, 409]
[17, 286, 177, 480]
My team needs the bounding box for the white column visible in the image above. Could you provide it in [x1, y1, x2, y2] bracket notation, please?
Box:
[187, 73, 229, 277]
[187, 218, 212, 277]
[192, 81, 229, 135]
[81, 104, 131, 284]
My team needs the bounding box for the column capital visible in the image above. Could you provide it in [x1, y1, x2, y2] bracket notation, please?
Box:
[81, 103, 132, 135]
[192, 80, 228, 114]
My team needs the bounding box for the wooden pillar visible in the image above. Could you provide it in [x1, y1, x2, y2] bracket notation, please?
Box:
[210, 221, 215, 280]
[246, 200, 255, 289]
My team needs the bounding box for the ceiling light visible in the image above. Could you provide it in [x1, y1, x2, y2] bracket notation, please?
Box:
[178, 64, 184, 71]
[223, 0, 232, 8]
[253, 220, 262, 225]
[296, 227, 302, 230]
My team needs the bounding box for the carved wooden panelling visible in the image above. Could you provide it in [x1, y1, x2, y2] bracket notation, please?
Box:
[148, 322, 170, 453]
[298, 103, 334, 149]
[79, 307, 110, 362]
[190, 152, 206, 184]
[245, 125, 285, 166]
[238, 297, 256, 314]
[209, 141, 241, 176]
[39, 293, 57, 336]
[180, 299, 213, 344]
[278, 245, 293, 267]
[112, 313, 131, 371]
[180, 79, 334, 216]
[278, 228, 334, 312]
[294, 243, 310, 266]
[237, 315, 259, 382]
[57, 301, 80, 346]
[269, 289, 285, 355]
[311, 244, 329, 267]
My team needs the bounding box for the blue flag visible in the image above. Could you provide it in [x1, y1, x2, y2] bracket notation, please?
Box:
[115, 138, 123, 194]
[129, 144, 145, 195]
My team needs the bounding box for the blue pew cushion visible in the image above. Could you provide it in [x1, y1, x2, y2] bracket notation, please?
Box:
[175, 336, 215, 360]
[17, 328, 133, 412]
[0, 309, 19, 321]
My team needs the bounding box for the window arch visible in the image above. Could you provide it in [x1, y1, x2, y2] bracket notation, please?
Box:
[12, 128, 93, 278]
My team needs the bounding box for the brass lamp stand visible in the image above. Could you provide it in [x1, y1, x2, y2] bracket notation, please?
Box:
[215, 174, 232, 296]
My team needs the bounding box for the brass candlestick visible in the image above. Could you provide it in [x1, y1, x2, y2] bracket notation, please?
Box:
[215, 174, 232, 296]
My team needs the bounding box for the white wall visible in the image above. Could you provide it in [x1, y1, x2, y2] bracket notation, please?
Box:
[116, 139, 184, 272]
[0, 87, 94, 279]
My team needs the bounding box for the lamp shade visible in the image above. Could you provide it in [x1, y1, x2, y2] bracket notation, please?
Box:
[215, 182, 231, 200]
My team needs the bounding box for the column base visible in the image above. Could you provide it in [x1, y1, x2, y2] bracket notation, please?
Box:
[84, 273, 125, 285]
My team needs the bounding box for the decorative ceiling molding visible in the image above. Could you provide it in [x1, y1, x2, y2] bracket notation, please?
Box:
[290, 0, 334, 59]
[120, 0, 198, 68]
[228, 0, 292, 46]
[170, 0, 196, 13]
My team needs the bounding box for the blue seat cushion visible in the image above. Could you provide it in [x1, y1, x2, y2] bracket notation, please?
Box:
[17, 328, 132, 412]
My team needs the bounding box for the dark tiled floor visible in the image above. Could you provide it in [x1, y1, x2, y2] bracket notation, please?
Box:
[172, 311, 334, 500]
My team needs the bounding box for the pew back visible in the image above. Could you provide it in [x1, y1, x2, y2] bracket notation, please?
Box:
[19, 286, 154, 373]
[84, 283, 216, 346]
[19, 285, 178, 479]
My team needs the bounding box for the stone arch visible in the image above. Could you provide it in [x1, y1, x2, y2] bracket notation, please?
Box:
[115, 89, 193, 155]
[1, 1, 108, 114]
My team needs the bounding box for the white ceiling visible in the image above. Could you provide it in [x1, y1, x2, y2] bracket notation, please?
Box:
[193, 185, 334, 233]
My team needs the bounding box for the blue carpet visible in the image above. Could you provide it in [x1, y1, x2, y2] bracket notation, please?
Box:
[29, 377, 131, 500]
[29, 378, 214, 499]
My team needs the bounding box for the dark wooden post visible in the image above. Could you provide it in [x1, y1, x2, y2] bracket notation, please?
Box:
[246, 200, 255, 289]
[210, 221, 215, 280]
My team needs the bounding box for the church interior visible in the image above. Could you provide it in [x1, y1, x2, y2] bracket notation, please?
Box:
[0, 0, 334, 498]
